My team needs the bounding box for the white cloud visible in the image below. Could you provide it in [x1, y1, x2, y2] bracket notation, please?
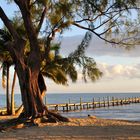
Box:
[97, 63, 140, 80]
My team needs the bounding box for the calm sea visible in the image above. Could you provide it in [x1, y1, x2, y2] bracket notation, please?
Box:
[0, 93, 140, 121]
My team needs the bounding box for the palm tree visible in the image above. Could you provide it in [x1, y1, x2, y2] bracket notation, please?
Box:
[0, 21, 27, 115]
[42, 31, 102, 90]
[0, 55, 12, 115]
[11, 70, 16, 115]
[0, 29, 13, 114]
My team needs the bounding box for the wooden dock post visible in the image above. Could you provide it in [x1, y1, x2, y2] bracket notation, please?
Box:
[128, 98, 130, 103]
[116, 98, 119, 105]
[120, 98, 123, 105]
[92, 98, 95, 108]
[125, 98, 127, 104]
[74, 104, 76, 110]
[76, 104, 78, 110]
[83, 104, 85, 109]
[87, 103, 89, 109]
[132, 97, 134, 103]
[107, 96, 110, 106]
[135, 97, 137, 103]
[63, 106, 65, 112]
[112, 97, 115, 106]
[137, 97, 140, 103]
[80, 97, 82, 109]
[98, 97, 101, 107]
[103, 97, 106, 107]
[45, 96, 140, 112]
[66, 103, 69, 111]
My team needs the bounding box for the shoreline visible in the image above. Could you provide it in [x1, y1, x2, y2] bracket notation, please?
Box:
[0, 116, 140, 139]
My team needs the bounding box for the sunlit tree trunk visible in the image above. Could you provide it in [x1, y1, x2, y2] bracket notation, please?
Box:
[17, 68, 47, 118]
[6, 63, 10, 114]
[13, 43, 47, 118]
[11, 70, 16, 115]
[0, 4, 68, 121]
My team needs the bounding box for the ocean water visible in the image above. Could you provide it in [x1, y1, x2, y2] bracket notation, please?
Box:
[0, 93, 140, 121]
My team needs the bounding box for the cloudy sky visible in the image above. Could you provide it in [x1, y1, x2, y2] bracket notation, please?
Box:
[0, 1, 140, 94]
[45, 35, 140, 93]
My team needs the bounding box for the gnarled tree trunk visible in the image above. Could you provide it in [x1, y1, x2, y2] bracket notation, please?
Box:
[15, 57, 47, 118]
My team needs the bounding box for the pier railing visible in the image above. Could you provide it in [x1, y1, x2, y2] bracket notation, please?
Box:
[46, 96, 140, 112]
[0, 96, 140, 114]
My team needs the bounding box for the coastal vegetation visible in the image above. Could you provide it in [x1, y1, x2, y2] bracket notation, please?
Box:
[0, 0, 139, 127]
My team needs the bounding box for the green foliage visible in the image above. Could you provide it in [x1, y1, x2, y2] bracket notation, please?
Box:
[1, 0, 139, 86]
[114, 0, 137, 9]
[37, 0, 48, 6]
[41, 61, 68, 85]
[0, 29, 13, 63]
[12, 16, 26, 36]
[6, 0, 139, 47]
[0, 29, 13, 90]
[81, 57, 102, 82]
[50, 43, 60, 51]
[67, 32, 102, 82]
[42, 31, 102, 85]
[0, 29, 12, 46]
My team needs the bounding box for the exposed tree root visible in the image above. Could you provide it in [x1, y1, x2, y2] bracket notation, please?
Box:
[47, 111, 69, 122]
[0, 111, 69, 132]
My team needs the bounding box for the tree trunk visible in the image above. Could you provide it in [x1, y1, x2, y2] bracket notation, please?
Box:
[0, 4, 69, 122]
[11, 70, 16, 115]
[15, 59, 46, 118]
[6, 64, 10, 114]
[15, 60, 69, 122]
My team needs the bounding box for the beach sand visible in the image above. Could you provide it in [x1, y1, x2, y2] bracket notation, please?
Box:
[0, 116, 140, 140]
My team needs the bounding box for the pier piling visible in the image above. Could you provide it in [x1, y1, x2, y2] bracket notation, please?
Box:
[36, 96, 140, 112]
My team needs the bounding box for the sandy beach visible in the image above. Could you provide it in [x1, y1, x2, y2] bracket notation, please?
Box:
[0, 116, 140, 140]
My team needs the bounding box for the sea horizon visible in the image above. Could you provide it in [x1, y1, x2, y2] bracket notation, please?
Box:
[1, 92, 140, 121]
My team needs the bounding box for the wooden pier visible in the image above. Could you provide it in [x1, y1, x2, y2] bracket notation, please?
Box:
[46, 96, 140, 112]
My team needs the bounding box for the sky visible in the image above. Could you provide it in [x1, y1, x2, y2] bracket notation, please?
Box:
[48, 35, 140, 93]
[0, 1, 140, 94]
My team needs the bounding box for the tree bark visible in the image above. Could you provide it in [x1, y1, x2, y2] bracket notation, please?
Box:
[15, 62, 46, 118]
[11, 70, 16, 115]
[6, 64, 10, 114]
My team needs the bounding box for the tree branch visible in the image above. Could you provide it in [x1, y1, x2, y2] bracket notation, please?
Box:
[36, 7, 47, 35]
[72, 22, 133, 45]
[99, 16, 120, 36]
[15, 1, 39, 52]
[0, 7, 19, 40]
[75, 18, 94, 23]
[29, 0, 38, 9]
[93, 13, 119, 31]
[105, 7, 140, 15]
